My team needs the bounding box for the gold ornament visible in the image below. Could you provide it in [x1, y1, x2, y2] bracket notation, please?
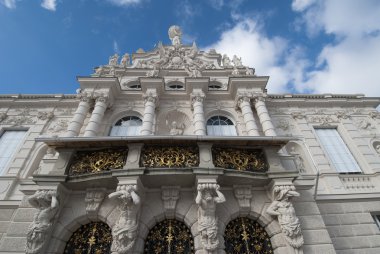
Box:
[140, 146, 199, 168]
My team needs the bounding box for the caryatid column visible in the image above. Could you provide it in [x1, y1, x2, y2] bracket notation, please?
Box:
[254, 96, 277, 136]
[140, 90, 158, 135]
[64, 92, 92, 137]
[236, 94, 260, 136]
[84, 95, 109, 137]
[191, 90, 206, 135]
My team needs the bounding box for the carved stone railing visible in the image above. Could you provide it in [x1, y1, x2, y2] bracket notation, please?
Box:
[140, 146, 199, 168]
[68, 148, 128, 176]
[212, 147, 268, 172]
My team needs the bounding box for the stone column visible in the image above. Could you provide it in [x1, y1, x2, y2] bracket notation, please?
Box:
[191, 90, 206, 135]
[65, 95, 92, 137]
[254, 96, 277, 136]
[236, 95, 260, 136]
[141, 90, 158, 135]
[84, 96, 108, 137]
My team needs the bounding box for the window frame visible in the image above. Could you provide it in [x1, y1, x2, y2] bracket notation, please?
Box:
[0, 128, 28, 175]
[314, 127, 362, 174]
[109, 116, 143, 137]
[206, 115, 237, 136]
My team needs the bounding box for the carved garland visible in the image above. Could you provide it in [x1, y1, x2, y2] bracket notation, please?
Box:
[212, 147, 268, 172]
[68, 149, 128, 176]
[140, 146, 199, 168]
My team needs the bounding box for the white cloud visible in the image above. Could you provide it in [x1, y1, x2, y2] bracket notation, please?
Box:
[1, 0, 16, 9]
[113, 40, 120, 53]
[292, 0, 380, 96]
[291, 0, 315, 12]
[208, 0, 224, 10]
[41, 0, 57, 11]
[107, 0, 142, 7]
[204, 17, 308, 93]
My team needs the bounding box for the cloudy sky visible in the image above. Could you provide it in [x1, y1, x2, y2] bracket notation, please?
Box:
[1, 0, 380, 96]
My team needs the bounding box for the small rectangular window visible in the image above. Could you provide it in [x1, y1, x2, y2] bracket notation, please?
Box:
[315, 128, 361, 173]
[373, 215, 380, 230]
[0, 130, 27, 175]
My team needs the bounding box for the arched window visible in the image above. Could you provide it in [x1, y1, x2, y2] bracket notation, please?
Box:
[224, 217, 273, 254]
[110, 116, 142, 136]
[207, 116, 237, 136]
[64, 221, 112, 253]
[144, 219, 194, 253]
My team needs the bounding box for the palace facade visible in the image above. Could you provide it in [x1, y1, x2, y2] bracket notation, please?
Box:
[0, 26, 380, 254]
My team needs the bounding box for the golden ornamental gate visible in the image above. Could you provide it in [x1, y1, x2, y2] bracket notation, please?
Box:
[144, 219, 194, 254]
[224, 217, 273, 254]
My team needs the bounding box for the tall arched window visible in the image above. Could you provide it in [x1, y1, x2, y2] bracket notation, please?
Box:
[207, 116, 237, 136]
[110, 116, 142, 136]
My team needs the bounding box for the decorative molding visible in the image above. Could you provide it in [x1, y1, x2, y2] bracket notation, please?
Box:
[85, 188, 106, 216]
[161, 186, 180, 217]
[340, 175, 376, 191]
[308, 115, 336, 126]
[233, 185, 252, 211]
[291, 111, 306, 119]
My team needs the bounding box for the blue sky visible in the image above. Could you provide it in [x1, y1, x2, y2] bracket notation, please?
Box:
[1, 0, 380, 96]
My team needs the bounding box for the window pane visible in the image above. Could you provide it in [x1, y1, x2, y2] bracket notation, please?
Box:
[110, 116, 142, 136]
[315, 129, 361, 173]
[0, 131, 27, 175]
[206, 116, 237, 136]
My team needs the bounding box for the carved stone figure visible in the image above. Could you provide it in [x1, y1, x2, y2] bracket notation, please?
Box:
[196, 183, 226, 251]
[168, 25, 182, 46]
[26, 190, 60, 254]
[231, 67, 240, 76]
[167, 120, 184, 135]
[108, 185, 141, 254]
[146, 66, 159, 77]
[222, 54, 232, 68]
[120, 53, 130, 67]
[232, 55, 243, 67]
[267, 185, 304, 252]
[109, 54, 119, 66]
[245, 67, 255, 76]
[94, 66, 104, 75]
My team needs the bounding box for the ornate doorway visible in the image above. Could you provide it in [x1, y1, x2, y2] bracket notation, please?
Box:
[224, 217, 273, 254]
[64, 221, 112, 254]
[144, 219, 194, 254]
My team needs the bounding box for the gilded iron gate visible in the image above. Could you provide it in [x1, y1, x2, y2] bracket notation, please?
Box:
[64, 221, 112, 254]
[224, 217, 273, 254]
[144, 219, 194, 254]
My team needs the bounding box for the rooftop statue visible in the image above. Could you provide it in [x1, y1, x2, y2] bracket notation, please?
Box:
[168, 25, 182, 46]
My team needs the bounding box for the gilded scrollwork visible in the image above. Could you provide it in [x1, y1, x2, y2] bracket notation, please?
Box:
[68, 149, 127, 176]
[140, 146, 199, 168]
[212, 147, 268, 172]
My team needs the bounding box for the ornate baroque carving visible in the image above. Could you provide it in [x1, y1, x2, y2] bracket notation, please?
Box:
[161, 186, 180, 216]
[233, 185, 252, 211]
[68, 149, 127, 176]
[108, 185, 141, 253]
[26, 190, 60, 254]
[212, 147, 268, 172]
[140, 146, 199, 168]
[85, 188, 106, 216]
[267, 185, 304, 250]
[196, 183, 226, 251]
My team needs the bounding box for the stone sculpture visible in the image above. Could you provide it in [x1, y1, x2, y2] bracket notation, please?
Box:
[167, 121, 184, 135]
[168, 25, 182, 46]
[195, 183, 226, 251]
[267, 185, 304, 252]
[120, 53, 130, 67]
[109, 54, 119, 66]
[222, 54, 232, 68]
[232, 55, 243, 67]
[26, 190, 60, 254]
[108, 185, 141, 254]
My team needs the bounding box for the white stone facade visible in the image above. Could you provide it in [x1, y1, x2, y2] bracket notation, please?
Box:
[0, 26, 380, 253]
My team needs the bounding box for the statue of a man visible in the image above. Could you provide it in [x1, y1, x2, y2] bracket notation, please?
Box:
[108, 185, 141, 254]
[168, 121, 184, 135]
[196, 183, 226, 251]
[232, 55, 243, 67]
[222, 54, 232, 68]
[267, 185, 304, 252]
[120, 53, 130, 67]
[26, 190, 59, 254]
[168, 25, 182, 46]
[109, 53, 119, 66]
